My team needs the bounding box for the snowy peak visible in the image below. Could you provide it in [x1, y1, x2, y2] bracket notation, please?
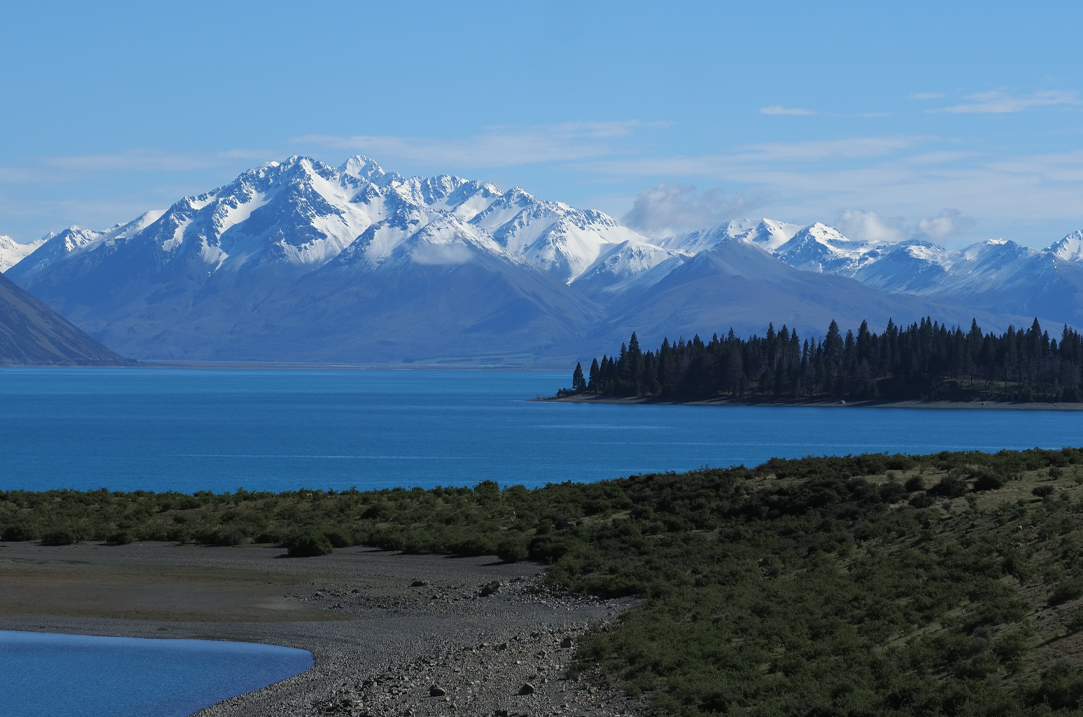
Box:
[734, 218, 803, 252]
[656, 222, 744, 255]
[853, 240, 952, 293]
[1049, 230, 1083, 262]
[340, 155, 386, 182]
[0, 235, 45, 273]
[470, 186, 644, 283]
[331, 206, 512, 272]
[958, 239, 1037, 267]
[774, 222, 877, 275]
[573, 238, 684, 297]
[657, 218, 801, 255]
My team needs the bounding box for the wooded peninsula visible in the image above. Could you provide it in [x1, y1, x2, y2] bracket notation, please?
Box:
[559, 318, 1083, 404]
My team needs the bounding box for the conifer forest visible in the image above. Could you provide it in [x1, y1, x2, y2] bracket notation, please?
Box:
[564, 318, 1083, 403]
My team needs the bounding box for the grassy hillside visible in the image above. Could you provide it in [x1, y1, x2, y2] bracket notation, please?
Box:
[6, 448, 1083, 714]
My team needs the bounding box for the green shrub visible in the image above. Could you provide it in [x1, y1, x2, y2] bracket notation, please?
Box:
[496, 534, 529, 563]
[323, 530, 351, 548]
[929, 476, 968, 498]
[286, 532, 333, 557]
[1067, 613, 1083, 635]
[41, 527, 79, 545]
[106, 530, 134, 545]
[904, 475, 927, 492]
[1, 523, 37, 541]
[1050, 578, 1083, 606]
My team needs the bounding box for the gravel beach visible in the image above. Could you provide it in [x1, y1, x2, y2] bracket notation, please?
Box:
[0, 542, 642, 716]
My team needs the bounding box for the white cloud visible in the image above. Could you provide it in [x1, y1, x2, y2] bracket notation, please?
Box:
[578, 136, 932, 178]
[836, 208, 975, 245]
[835, 209, 907, 243]
[907, 92, 945, 100]
[760, 105, 816, 116]
[930, 90, 1081, 114]
[622, 182, 764, 237]
[736, 136, 927, 162]
[579, 133, 1083, 243]
[915, 208, 975, 240]
[294, 122, 659, 169]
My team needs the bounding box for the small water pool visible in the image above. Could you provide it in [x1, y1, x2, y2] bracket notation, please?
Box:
[0, 630, 312, 717]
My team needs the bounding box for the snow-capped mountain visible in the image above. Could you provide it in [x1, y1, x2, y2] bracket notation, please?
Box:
[12, 157, 638, 288]
[0, 235, 46, 273]
[1050, 230, 1083, 262]
[599, 236, 1012, 347]
[11, 212, 163, 278]
[851, 237, 1083, 326]
[852, 240, 952, 293]
[742, 227, 1083, 332]
[657, 218, 800, 255]
[572, 238, 684, 298]
[8, 157, 631, 361]
[772, 223, 882, 275]
[5, 155, 1078, 363]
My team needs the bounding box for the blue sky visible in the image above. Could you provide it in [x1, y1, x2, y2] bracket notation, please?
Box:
[2, 0, 1083, 247]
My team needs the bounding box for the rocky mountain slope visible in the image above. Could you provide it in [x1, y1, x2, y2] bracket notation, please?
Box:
[0, 270, 128, 365]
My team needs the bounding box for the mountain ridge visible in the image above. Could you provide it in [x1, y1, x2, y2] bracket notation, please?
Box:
[5, 155, 1079, 364]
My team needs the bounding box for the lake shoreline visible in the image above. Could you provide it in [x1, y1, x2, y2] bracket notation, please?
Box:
[0, 542, 639, 717]
[537, 394, 1083, 411]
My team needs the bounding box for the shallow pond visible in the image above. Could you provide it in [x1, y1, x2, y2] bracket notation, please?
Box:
[0, 630, 312, 717]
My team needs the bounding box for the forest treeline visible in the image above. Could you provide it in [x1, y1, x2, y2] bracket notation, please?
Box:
[562, 317, 1083, 403]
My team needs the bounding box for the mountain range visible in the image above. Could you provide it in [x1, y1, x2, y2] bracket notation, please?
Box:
[2, 156, 1078, 365]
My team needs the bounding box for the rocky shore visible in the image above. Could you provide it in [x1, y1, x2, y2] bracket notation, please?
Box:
[539, 393, 1083, 410]
[0, 542, 642, 717]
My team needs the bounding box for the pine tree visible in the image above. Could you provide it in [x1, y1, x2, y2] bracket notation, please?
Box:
[587, 358, 599, 392]
[572, 362, 586, 393]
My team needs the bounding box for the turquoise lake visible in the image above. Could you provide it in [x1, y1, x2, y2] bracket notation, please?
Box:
[0, 630, 312, 717]
[1, 367, 1083, 493]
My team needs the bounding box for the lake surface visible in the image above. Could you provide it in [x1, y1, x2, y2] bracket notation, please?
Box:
[2, 367, 1083, 493]
[0, 630, 311, 717]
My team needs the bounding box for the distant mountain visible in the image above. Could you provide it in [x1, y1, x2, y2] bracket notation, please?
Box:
[659, 218, 1083, 333]
[6, 155, 1079, 364]
[0, 235, 45, 273]
[656, 218, 801, 255]
[593, 237, 1020, 347]
[0, 270, 128, 366]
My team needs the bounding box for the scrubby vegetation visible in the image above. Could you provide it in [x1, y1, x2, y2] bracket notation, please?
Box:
[559, 317, 1083, 403]
[8, 447, 1083, 713]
